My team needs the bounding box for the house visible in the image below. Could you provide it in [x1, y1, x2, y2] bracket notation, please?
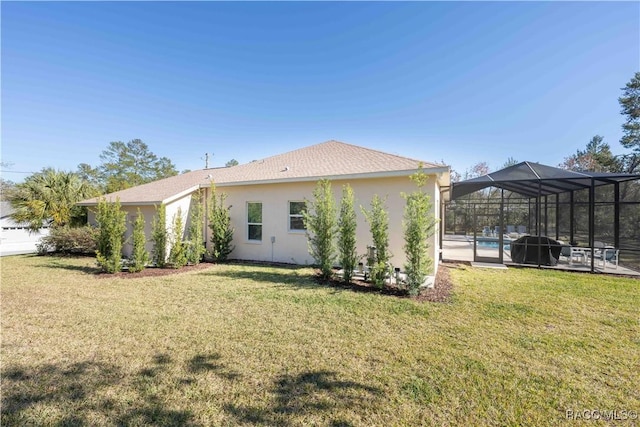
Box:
[0, 201, 50, 256]
[78, 141, 450, 274]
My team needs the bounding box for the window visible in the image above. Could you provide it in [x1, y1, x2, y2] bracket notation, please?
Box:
[247, 202, 262, 241]
[289, 201, 306, 231]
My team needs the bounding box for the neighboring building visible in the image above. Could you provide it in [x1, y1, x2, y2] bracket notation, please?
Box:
[78, 141, 450, 274]
[0, 202, 50, 256]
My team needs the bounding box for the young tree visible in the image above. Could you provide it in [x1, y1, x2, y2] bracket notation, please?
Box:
[95, 197, 127, 273]
[208, 184, 235, 262]
[338, 184, 358, 284]
[303, 179, 337, 280]
[403, 167, 437, 296]
[362, 195, 390, 288]
[151, 204, 168, 267]
[129, 208, 149, 273]
[619, 72, 640, 173]
[9, 168, 97, 231]
[186, 191, 206, 265]
[168, 207, 188, 268]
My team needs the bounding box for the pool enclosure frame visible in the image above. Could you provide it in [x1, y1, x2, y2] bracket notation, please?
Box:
[447, 162, 640, 272]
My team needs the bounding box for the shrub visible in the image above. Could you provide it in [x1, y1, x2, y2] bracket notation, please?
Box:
[128, 208, 149, 273]
[36, 226, 98, 255]
[303, 179, 337, 280]
[362, 194, 391, 288]
[338, 184, 358, 284]
[403, 166, 437, 295]
[95, 198, 126, 273]
[208, 183, 235, 262]
[168, 207, 188, 268]
[186, 191, 206, 265]
[151, 204, 168, 267]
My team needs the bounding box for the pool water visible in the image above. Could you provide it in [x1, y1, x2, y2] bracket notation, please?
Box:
[477, 241, 511, 250]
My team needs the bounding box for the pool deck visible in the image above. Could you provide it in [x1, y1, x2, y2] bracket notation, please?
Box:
[442, 235, 640, 277]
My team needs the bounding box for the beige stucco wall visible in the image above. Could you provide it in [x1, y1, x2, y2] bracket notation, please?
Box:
[88, 198, 190, 259]
[210, 174, 441, 274]
[88, 205, 159, 258]
[87, 174, 443, 274]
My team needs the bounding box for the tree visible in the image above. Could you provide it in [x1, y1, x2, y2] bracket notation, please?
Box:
[560, 135, 621, 172]
[9, 168, 97, 231]
[76, 163, 103, 188]
[208, 184, 235, 262]
[129, 208, 149, 273]
[338, 184, 358, 284]
[97, 139, 178, 193]
[303, 179, 337, 280]
[186, 191, 206, 265]
[168, 208, 188, 268]
[403, 167, 437, 296]
[362, 194, 390, 288]
[95, 198, 126, 273]
[464, 162, 490, 180]
[151, 204, 168, 267]
[501, 157, 519, 169]
[619, 72, 640, 173]
[0, 178, 16, 201]
[225, 159, 239, 167]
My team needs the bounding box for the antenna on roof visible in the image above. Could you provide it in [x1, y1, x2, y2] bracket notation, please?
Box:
[201, 153, 213, 169]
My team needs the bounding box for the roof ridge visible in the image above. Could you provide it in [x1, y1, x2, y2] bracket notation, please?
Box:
[328, 140, 434, 165]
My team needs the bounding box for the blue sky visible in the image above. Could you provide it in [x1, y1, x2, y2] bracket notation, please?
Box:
[2, 1, 638, 183]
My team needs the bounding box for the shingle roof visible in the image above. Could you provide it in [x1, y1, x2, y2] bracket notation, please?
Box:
[79, 140, 448, 205]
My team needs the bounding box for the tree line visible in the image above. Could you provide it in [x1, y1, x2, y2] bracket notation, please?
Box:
[2, 139, 239, 230]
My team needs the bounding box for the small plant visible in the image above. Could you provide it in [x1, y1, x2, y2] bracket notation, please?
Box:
[362, 194, 391, 288]
[338, 184, 358, 284]
[208, 183, 235, 262]
[128, 208, 149, 273]
[168, 207, 188, 268]
[151, 204, 168, 267]
[95, 197, 126, 273]
[187, 191, 206, 265]
[403, 166, 437, 295]
[303, 179, 337, 280]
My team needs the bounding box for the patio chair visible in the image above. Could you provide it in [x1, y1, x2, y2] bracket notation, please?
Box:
[593, 246, 620, 270]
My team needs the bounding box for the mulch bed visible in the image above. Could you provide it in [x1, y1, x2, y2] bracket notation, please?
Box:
[87, 258, 456, 303]
[95, 262, 215, 279]
[315, 262, 456, 303]
[415, 262, 455, 303]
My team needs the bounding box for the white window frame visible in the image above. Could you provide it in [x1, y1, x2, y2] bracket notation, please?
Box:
[288, 201, 306, 232]
[247, 201, 263, 242]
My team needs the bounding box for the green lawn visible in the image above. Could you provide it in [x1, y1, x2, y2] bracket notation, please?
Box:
[1, 255, 638, 426]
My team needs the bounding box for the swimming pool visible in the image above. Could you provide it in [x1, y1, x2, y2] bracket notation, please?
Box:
[477, 240, 511, 250]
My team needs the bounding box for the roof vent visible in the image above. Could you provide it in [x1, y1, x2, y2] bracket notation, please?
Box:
[282, 166, 290, 172]
[206, 174, 213, 179]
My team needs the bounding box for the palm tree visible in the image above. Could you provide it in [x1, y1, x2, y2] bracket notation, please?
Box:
[10, 168, 98, 231]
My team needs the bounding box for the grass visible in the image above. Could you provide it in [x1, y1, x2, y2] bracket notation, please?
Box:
[1, 255, 638, 426]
